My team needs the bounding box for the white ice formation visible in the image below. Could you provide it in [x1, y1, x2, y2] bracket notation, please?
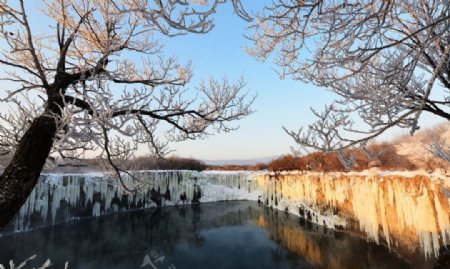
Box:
[8, 171, 260, 234]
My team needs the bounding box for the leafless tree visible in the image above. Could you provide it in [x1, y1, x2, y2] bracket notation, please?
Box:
[428, 136, 450, 162]
[247, 0, 450, 161]
[0, 0, 253, 228]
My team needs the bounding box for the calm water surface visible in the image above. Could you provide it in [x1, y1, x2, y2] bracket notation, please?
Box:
[0, 201, 434, 269]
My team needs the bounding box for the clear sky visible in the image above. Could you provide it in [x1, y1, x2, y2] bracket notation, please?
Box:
[0, 1, 445, 162]
[156, 2, 335, 161]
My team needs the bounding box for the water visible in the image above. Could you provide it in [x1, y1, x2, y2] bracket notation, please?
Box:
[0, 201, 435, 269]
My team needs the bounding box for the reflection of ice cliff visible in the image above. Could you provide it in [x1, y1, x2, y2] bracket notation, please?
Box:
[4, 170, 450, 259]
[257, 208, 431, 269]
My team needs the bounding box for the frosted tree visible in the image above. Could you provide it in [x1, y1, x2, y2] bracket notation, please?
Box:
[428, 136, 450, 162]
[247, 0, 450, 161]
[0, 0, 253, 228]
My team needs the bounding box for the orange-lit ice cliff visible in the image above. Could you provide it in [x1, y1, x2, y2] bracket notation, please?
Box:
[257, 171, 450, 258]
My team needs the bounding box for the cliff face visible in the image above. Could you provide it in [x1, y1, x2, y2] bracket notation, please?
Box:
[4, 169, 449, 259]
[4, 171, 259, 234]
[257, 172, 450, 257]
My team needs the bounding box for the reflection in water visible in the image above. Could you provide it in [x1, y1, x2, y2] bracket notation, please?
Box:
[0, 202, 435, 269]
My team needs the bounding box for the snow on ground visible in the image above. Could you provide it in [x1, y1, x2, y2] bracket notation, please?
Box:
[199, 182, 261, 203]
[266, 169, 450, 182]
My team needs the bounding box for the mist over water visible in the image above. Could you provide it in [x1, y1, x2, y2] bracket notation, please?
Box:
[0, 201, 434, 269]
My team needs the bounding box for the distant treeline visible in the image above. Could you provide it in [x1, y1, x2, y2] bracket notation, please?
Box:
[207, 142, 424, 172]
[119, 143, 422, 173]
[206, 163, 268, 171]
[3, 139, 446, 173]
[125, 156, 207, 171]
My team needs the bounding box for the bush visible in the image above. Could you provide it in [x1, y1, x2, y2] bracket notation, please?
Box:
[367, 143, 416, 170]
[266, 143, 416, 172]
[268, 155, 306, 172]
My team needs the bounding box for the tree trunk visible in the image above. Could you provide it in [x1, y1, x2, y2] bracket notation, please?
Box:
[0, 113, 58, 228]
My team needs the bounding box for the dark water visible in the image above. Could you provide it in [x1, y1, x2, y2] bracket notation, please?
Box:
[0, 201, 435, 269]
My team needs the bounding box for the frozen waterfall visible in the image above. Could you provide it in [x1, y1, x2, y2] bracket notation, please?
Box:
[5, 171, 260, 234]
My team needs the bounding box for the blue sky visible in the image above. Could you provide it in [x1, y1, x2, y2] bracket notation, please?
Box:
[0, 1, 445, 161]
[157, 3, 336, 160]
[156, 2, 444, 160]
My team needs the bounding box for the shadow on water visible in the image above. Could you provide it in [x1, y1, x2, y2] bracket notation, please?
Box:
[0, 201, 436, 269]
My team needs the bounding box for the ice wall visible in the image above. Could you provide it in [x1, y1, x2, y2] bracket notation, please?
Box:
[257, 172, 450, 257]
[4, 170, 260, 234]
[4, 169, 449, 258]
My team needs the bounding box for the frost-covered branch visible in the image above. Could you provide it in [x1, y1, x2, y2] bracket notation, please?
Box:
[283, 104, 353, 152]
[0, 255, 68, 269]
[0, 0, 253, 189]
[427, 136, 450, 162]
[248, 0, 450, 161]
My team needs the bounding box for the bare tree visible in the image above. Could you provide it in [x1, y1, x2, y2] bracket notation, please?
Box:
[0, 0, 253, 228]
[247, 0, 450, 160]
[428, 136, 450, 162]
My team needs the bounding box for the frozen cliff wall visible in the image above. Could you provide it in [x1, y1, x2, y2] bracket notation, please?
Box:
[4, 171, 260, 234]
[4, 169, 449, 259]
[257, 171, 450, 258]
